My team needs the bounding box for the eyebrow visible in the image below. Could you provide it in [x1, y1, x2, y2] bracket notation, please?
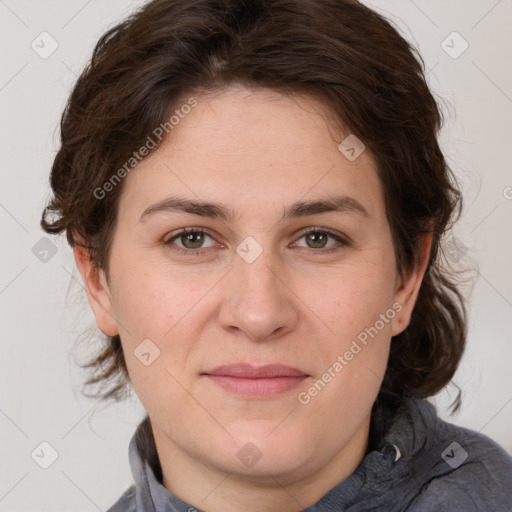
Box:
[138, 195, 370, 223]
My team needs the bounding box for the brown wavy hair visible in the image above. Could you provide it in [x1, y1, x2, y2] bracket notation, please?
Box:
[41, 0, 467, 410]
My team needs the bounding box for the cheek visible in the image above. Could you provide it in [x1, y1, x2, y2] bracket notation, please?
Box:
[301, 260, 396, 342]
[107, 260, 217, 390]
[111, 268, 200, 416]
[108, 257, 206, 339]
[291, 257, 396, 397]
[298, 265, 395, 419]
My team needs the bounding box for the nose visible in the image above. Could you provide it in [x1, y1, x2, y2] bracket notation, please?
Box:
[217, 250, 299, 342]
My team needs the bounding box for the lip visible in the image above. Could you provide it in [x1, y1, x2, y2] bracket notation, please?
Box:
[202, 364, 309, 398]
[205, 363, 307, 378]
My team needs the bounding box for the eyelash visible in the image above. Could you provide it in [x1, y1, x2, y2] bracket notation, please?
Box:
[164, 227, 349, 256]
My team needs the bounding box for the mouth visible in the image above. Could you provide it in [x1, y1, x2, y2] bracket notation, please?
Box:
[201, 363, 309, 398]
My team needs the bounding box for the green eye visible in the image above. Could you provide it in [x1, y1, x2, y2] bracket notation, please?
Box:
[165, 228, 217, 253]
[164, 227, 348, 256]
[293, 228, 348, 253]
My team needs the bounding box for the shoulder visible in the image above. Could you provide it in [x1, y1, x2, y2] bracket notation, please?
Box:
[105, 484, 136, 512]
[409, 415, 512, 511]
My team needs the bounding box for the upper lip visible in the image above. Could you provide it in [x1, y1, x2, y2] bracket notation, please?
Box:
[203, 363, 307, 378]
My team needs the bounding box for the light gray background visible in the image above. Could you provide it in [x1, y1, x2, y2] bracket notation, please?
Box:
[1, 0, 511, 510]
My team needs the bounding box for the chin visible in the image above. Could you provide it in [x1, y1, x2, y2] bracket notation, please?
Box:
[220, 452, 313, 483]
[211, 428, 317, 480]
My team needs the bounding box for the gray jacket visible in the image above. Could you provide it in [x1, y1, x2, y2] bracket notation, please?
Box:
[107, 398, 512, 511]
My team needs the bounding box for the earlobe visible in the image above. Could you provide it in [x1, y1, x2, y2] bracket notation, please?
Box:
[390, 233, 433, 337]
[73, 244, 119, 337]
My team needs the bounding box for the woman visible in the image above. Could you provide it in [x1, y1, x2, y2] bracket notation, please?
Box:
[41, 0, 512, 510]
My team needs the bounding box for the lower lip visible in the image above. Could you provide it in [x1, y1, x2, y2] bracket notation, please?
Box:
[205, 375, 307, 397]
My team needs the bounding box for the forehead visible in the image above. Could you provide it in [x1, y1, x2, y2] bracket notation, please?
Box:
[118, 86, 385, 222]
[169, 85, 345, 156]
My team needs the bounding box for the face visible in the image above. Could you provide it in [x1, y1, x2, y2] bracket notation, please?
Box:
[76, 85, 429, 490]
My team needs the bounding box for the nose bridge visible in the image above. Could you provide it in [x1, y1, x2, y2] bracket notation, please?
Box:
[234, 233, 279, 291]
[218, 239, 298, 341]
[236, 253, 278, 300]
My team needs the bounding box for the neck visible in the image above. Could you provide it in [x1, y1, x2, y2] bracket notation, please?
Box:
[152, 415, 370, 512]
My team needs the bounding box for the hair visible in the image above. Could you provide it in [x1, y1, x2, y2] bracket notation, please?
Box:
[41, 0, 467, 411]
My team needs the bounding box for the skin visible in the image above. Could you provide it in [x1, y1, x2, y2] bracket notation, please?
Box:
[75, 85, 432, 512]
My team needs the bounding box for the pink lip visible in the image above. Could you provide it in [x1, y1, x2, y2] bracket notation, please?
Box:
[202, 364, 308, 398]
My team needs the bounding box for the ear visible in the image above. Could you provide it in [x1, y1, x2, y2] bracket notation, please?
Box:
[73, 244, 119, 337]
[390, 232, 433, 337]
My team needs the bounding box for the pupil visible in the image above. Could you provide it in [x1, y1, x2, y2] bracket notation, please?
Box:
[183, 232, 203, 248]
[308, 232, 326, 248]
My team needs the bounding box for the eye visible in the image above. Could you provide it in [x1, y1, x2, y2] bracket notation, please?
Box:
[163, 226, 349, 256]
[292, 228, 349, 253]
[164, 227, 218, 254]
